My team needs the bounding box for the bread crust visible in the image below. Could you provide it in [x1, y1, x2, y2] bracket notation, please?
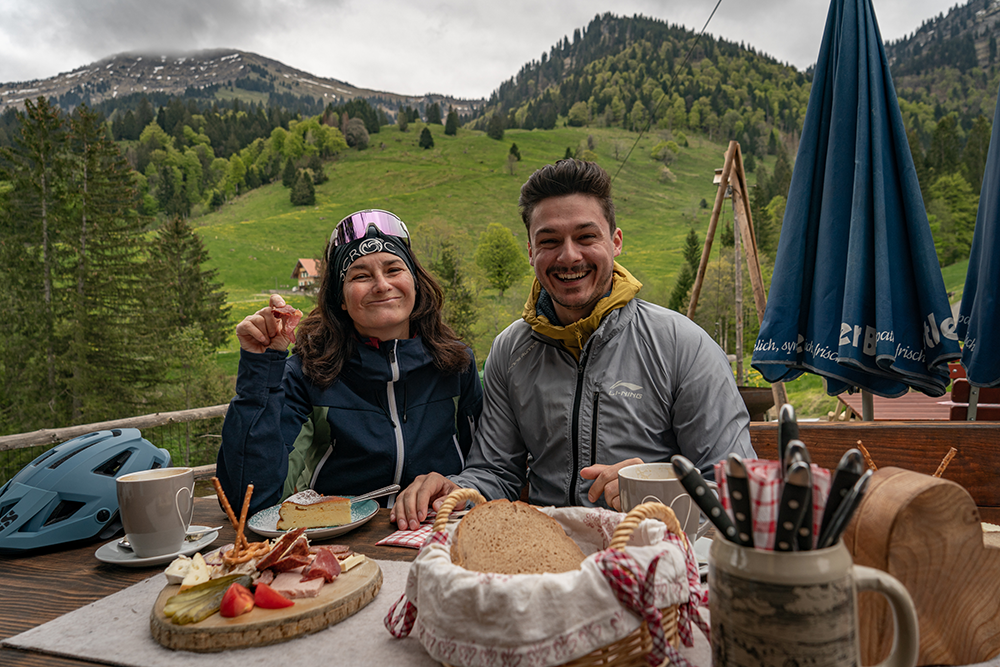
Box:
[450, 499, 585, 574]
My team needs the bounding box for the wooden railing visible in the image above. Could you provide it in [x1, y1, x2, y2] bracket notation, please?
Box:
[0, 405, 229, 481]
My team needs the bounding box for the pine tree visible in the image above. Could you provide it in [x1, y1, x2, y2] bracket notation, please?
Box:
[290, 170, 316, 205]
[282, 157, 297, 188]
[487, 113, 505, 140]
[431, 242, 477, 344]
[63, 106, 165, 422]
[509, 142, 521, 161]
[148, 217, 232, 350]
[426, 102, 442, 124]
[668, 228, 701, 312]
[0, 97, 71, 430]
[419, 126, 434, 149]
[444, 107, 459, 135]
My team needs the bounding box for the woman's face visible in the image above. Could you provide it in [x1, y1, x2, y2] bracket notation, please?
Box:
[341, 252, 416, 341]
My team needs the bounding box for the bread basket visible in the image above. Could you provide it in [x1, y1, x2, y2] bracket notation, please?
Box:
[386, 488, 706, 667]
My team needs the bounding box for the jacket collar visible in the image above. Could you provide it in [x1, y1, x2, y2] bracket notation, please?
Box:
[522, 262, 642, 361]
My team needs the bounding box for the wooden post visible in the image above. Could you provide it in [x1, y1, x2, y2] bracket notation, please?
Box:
[688, 141, 788, 410]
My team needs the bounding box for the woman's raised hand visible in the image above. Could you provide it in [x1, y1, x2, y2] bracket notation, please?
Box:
[236, 294, 300, 354]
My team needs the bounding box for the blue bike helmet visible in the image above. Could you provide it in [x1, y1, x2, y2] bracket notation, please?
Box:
[0, 428, 171, 553]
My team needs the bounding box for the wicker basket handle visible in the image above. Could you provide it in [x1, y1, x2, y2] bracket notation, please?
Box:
[431, 488, 487, 532]
[609, 502, 688, 551]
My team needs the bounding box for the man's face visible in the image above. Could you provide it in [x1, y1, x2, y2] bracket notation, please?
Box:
[527, 193, 623, 324]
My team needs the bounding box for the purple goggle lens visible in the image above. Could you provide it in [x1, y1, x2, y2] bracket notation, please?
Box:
[330, 209, 410, 251]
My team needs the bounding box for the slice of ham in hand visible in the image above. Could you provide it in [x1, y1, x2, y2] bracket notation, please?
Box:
[272, 304, 303, 344]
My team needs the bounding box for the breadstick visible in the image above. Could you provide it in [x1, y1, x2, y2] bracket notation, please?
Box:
[857, 440, 878, 471]
[236, 484, 254, 551]
[211, 476, 242, 533]
[933, 447, 958, 478]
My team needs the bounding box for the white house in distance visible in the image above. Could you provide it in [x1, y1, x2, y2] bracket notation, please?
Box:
[291, 258, 320, 290]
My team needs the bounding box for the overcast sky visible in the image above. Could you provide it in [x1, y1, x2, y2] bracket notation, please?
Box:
[0, 0, 964, 99]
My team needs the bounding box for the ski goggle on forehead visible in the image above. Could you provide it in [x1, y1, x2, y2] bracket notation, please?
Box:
[329, 209, 411, 254]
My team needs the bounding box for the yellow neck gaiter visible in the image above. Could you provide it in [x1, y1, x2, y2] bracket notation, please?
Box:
[522, 262, 642, 361]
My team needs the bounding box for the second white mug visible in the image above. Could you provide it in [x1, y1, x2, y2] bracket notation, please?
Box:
[618, 462, 715, 543]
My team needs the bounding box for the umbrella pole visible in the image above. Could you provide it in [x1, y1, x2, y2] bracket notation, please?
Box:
[862, 390, 874, 421]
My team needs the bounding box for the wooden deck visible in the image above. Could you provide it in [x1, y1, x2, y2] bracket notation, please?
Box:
[837, 391, 954, 421]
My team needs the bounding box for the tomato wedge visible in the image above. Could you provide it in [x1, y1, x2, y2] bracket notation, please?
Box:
[219, 582, 255, 617]
[254, 582, 295, 609]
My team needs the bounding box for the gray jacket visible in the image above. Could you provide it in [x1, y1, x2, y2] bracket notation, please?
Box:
[451, 298, 754, 507]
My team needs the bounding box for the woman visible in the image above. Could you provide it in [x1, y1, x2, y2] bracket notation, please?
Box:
[216, 209, 483, 516]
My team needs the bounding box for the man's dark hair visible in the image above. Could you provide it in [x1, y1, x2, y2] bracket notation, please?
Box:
[518, 159, 616, 233]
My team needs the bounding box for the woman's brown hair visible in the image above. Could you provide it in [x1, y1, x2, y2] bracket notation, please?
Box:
[295, 247, 471, 388]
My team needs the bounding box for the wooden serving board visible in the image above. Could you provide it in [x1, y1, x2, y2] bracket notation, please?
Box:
[844, 467, 1000, 666]
[150, 558, 382, 652]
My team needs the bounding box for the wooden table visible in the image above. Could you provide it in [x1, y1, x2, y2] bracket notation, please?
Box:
[0, 497, 412, 667]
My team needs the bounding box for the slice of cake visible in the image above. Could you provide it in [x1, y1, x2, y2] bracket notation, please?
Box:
[276, 490, 352, 530]
[450, 499, 586, 575]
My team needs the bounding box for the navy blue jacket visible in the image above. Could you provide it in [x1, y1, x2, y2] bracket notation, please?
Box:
[217, 337, 483, 516]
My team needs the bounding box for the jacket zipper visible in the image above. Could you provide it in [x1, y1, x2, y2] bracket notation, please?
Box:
[590, 391, 600, 468]
[568, 353, 590, 504]
[386, 341, 404, 506]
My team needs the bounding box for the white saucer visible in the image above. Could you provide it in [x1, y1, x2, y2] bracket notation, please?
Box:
[94, 527, 219, 567]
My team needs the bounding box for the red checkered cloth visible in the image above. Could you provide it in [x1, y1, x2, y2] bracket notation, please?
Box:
[375, 522, 434, 548]
[715, 458, 831, 550]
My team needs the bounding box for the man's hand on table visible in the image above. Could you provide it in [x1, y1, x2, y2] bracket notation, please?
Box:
[580, 458, 643, 511]
[390, 472, 459, 531]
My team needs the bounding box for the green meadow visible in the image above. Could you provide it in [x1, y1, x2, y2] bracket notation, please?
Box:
[198, 122, 970, 418]
[200, 122, 755, 375]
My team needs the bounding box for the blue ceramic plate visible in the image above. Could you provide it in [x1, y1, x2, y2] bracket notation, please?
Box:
[247, 498, 379, 540]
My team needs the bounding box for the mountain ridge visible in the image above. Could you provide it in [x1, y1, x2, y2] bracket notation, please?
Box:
[0, 48, 483, 116]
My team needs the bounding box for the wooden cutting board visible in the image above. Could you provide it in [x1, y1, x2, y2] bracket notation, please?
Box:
[844, 467, 1000, 666]
[150, 558, 382, 652]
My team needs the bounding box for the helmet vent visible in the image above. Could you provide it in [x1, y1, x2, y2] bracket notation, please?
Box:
[42, 500, 85, 527]
[49, 441, 98, 469]
[30, 448, 60, 467]
[93, 449, 133, 477]
[0, 501, 15, 519]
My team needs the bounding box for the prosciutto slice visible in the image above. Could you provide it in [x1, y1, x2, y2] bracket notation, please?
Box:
[301, 547, 342, 583]
[272, 303, 303, 343]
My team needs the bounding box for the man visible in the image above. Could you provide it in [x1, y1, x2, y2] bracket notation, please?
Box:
[391, 159, 753, 530]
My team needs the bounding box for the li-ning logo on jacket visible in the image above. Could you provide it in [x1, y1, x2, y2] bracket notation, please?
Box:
[609, 380, 643, 399]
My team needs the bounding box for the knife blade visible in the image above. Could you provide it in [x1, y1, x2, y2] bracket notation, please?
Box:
[777, 404, 799, 479]
[783, 440, 814, 550]
[670, 455, 740, 545]
[817, 468, 873, 549]
[774, 460, 811, 552]
[726, 454, 754, 547]
[819, 449, 865, 538]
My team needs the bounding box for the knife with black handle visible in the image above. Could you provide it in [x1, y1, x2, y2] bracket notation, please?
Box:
[817, 469, 874, 549]
[726, 454, 754, 548]
[784, 440, 814, 551]
[670, 455, 740, 544]
[773, 460, 811, 552]
[777, 404, 799, 479]
[819, 448, 866, 539]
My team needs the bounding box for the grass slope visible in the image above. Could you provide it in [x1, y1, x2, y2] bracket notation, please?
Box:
[198, 122, 758, 374]
[197, 122, 968, 418]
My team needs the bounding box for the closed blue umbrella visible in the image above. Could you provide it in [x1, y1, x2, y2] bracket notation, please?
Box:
[957, 82, 1000, 389]
[751, 0, 960, 399]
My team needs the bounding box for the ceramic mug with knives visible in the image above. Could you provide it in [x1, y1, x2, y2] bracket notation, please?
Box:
[618, 462, 715, 544]
[709, 537, 919, 667]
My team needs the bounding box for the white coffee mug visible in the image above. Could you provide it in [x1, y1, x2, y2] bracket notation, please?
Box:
[116, 467, 194, 558]
[618, 462, 715, 543]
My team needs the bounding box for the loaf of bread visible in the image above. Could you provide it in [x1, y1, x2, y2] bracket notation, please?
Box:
[450, 499, 585, 574]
